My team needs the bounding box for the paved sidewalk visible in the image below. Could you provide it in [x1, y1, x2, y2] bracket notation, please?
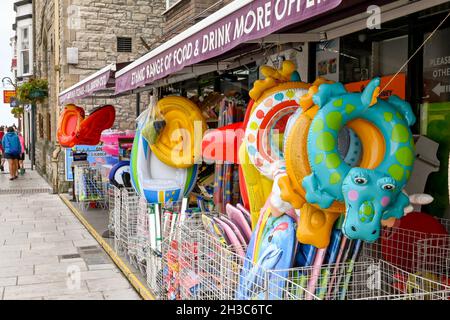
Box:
[0, 163, 140, 300]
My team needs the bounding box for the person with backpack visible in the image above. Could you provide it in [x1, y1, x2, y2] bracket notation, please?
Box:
[2, 127, 21, 180]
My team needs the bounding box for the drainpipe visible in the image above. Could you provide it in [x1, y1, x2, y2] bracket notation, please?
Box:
[51, 0, 61, 193]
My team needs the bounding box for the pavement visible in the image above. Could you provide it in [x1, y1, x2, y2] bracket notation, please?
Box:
[0, 161, 141, 300]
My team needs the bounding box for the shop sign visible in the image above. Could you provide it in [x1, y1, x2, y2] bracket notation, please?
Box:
[345, 73, 406, 100]
[423, 27, 450, 103]
[3, 90, 16, 104]
[65, 145, 107, 181]
[59, 70, 111, 105]
[116, 0, 342, 93]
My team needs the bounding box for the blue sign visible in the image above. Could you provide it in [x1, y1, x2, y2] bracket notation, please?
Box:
[65, 145, 108, 181]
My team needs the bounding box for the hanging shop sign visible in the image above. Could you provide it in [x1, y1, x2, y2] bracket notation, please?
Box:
[115, 0, 342, 93]
[59, 64, 115, 105]
[423, 27, 450, 104]
[3, 90, 16, 104]
[345, 73, 406, 100]
[64, 145, 107, 181]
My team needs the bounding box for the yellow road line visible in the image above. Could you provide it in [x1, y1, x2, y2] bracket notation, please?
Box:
[59, 195, 155, 300]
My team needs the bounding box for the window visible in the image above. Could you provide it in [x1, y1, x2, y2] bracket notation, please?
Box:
[166, 0, 180, 10]
[46, 113, 51, 141]
[117, 37, 132, 53]
[18, 25, 32, 76]
[38, 113, 44, 139]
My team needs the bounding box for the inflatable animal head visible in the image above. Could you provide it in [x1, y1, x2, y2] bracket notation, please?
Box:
[342, 167, 402, 242]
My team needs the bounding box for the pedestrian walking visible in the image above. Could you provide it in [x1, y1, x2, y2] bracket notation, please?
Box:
[17, 131, 26, 175]
[1, 127, 21, 180]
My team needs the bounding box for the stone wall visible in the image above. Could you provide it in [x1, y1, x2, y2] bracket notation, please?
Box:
[33, 0, 164, 192]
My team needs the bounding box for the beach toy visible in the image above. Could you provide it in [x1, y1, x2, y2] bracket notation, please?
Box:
[101, 131, 135, 157]
[108, 160, 130, 187]
[220, 216, 248, 247]
[245, 71, 309, 178]
[150, 96, 207, 169]
[226, 203, 252, 243]
[237, 212, 296, 300]
[130, 108, 198, 204]
[282, 77, 416, 246]
[214, 217, 246, 258]
[57, 104, 115, 148]
[239, 142, 273, 228]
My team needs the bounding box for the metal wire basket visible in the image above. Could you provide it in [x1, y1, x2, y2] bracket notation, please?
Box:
[114, 188, 140, 255]
[74, 166, 108, 211]
[267, 259, 450, 300]
[360, 218, 450, 275]
[106, 183, 120, 234]
[194, 230, 265, 300]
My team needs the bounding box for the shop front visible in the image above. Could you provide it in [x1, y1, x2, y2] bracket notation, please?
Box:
[57, 0, 450, 300]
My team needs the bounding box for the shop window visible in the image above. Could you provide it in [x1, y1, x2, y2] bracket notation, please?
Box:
[117, 37, 132, 53]
[420, 20, 450, 217]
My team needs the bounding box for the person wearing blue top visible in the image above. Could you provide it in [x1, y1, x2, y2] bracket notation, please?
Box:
[2, 127, 21, 180]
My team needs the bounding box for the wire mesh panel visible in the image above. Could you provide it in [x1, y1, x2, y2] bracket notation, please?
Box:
[115, 188, 139, 255]
[361, 218, 450, 274]
[107, 184, 121, 234]
[74, 166, 107, 211]
[267, 260, 450, 300]
[195, 231, 263, 300]
[416, 237, 450, 283]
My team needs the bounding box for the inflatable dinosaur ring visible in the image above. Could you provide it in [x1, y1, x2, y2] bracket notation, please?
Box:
[57, 104, 115, 148]
[150, 96, 207, 169]
[281, 77, 416, 246]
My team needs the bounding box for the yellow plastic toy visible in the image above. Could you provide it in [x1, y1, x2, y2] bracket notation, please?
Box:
[150, 96, 207, 169]
[239, 142, 273, 228]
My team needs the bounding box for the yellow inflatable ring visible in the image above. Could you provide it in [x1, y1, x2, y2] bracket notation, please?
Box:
[151, 96, 207, 169]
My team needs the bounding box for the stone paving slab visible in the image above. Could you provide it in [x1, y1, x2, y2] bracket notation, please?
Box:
[0, 164, 140, 300]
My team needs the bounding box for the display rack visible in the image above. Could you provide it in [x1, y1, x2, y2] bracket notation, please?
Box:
[74, 166, 107, 211]
[267, 260, 450, 300]
[361, 218, 450, 276]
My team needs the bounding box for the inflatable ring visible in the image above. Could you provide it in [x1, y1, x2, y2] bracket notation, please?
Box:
[245, 83, 309, 178]
[284, 78, 416, 244]
[150, 96, 207, 169]
[131, 109, 198, 204]
[109, 161, 131, 187]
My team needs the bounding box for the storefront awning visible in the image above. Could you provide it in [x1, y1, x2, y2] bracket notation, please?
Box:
[59, 64, 117, 105]
[115, 0, 343, 94]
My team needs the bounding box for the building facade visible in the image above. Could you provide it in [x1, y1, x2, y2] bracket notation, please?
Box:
[33, 0, 165, 192]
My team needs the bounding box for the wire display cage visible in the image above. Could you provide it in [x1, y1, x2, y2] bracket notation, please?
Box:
[142, 201, 201, 300]
[114, 188, 140, 255]
[416, 237, 450, 284]
[360, 218, 450, 275]
[74, 166, 107, 211]
[159, 213, 205, 300]
[194, 230, 264, 300]
[267, 259, 450, 300]
[106, 183, 121, 234]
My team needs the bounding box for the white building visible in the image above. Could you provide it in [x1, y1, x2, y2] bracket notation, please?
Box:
[12, 0, 33, 81]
